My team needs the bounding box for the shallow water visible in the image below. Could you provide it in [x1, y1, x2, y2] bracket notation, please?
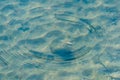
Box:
[0, 0, 120, 80]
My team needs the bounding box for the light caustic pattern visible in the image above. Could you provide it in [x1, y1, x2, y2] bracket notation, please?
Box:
[0, 0, 120, 80]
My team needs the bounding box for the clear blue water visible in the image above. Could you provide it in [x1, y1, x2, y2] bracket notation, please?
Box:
[0, 0, 120, 80]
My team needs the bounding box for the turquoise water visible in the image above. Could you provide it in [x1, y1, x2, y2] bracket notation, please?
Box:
[0, 0, 120, 80]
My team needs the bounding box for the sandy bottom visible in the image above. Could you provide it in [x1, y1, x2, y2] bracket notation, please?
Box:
[0, 0, 120, 80]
